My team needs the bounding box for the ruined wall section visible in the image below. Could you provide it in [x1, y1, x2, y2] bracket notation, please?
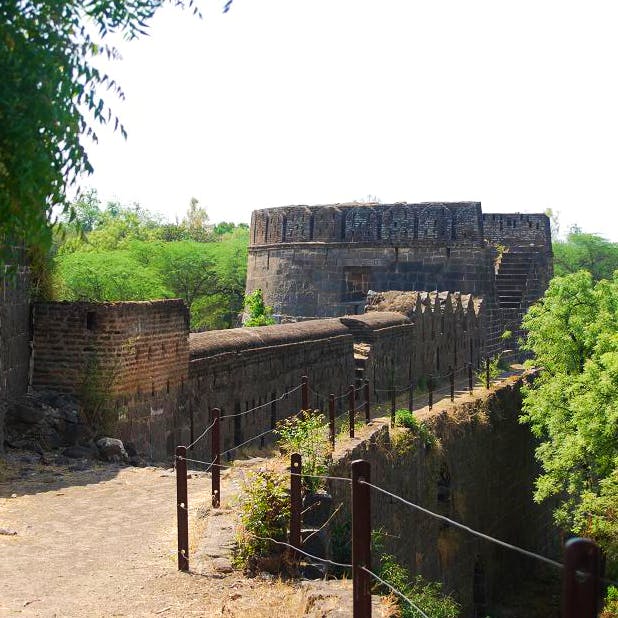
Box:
[328, 373, 558, 618]
[31, 300, 190, 458]
[0, 247, 30, 452]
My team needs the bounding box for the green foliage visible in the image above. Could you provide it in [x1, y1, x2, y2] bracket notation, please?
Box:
[244, 288, 275, 326]
[53, 202, 249, 329]
[392, 409, 437, 451]
[233, 470, 290, 572]
[275, 411, 331, 493]
[520, 271, 618, 572]
[601, 587, 618, 618]
[553, 229, 618, 282]
[373, 550, 460, 618]
[0, 1, 199, 256]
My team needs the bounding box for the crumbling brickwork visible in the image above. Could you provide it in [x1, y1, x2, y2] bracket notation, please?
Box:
[31, 300, 189, 458]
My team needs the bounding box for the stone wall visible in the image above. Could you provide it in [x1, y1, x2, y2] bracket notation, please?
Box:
[31, 300, 190, 458]
[187, 320, 357, 462]
[0, 247, 30, 452]
[327, 373, 558, 618]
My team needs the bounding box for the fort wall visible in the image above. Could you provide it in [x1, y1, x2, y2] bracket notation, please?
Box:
[31, 300, 190, 458]
[0, 247, 30, 452]
[328, 373, 558, 617]
[28, 293, 483, 460]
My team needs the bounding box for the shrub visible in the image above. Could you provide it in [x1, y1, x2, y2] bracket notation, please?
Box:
[394, 409, 436, 449]
[275, 411, 331, 493]
[233, 470, 290, 572]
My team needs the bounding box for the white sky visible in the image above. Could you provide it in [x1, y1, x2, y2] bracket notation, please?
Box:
[86, 0, 618, 240]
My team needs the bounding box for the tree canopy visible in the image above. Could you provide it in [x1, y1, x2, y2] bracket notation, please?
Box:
[553, 228, 618, 281]
[520, 270, 618, 573]
[0, 1, 199, 253]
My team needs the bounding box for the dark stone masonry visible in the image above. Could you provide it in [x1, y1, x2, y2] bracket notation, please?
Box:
[246, 201, 553, 355]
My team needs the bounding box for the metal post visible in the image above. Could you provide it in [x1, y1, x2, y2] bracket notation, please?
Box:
[175, 445, 189, 571]
[290, 453, 302, 559]
[562, 537, 601, 618]
[348, 384, 355, 439]
[390, 390, 396, 427]
[352, 459, 371, 618]
[329, 394, 335, 448]
[408, 382, 414, 413]
[468, 363, 473, 394]
[428, 375, 433, 410]
[450, 369, 455, 402]
[301, 375, 309, 411]
[364, 379, 370, 423]
[211, 408, 221, 508]
[485, 358, 490, 389]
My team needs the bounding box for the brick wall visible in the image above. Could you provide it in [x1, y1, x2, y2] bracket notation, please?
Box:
[0, 247, 30, 452]
[31, 300, 190, 458]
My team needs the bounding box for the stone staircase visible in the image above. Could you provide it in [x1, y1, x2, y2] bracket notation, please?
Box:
[495, 251, 533, 310]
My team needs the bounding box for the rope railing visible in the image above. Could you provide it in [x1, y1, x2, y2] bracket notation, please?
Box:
[220, 383, 303, 419]
[359, 479, 564, 570]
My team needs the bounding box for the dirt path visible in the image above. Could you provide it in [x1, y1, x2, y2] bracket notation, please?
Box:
[0, 458, 312, 618]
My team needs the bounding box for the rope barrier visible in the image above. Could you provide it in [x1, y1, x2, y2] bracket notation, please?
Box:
[361, 566, 430, 618]
[251, 535, 352, 569]
[291, 472, 352, 484]
[359, 480, 564, 570]
[185, 418, 217, 450]
[220, 384, 302, 419]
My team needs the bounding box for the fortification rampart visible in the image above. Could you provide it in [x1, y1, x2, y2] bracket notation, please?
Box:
[27, 292, 483, 460]
[328, 373, 558, 617]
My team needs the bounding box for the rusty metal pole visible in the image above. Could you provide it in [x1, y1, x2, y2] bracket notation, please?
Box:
[211, 408, 221, 508]
[390, 390, 396, 427]
[428, 375, 433, 410]
[485, 358, 490, 389]
[352, 459, 371, 618]
[175, 445, 189, 571]
[301, 375, 309, 411]
[348, 385, 355, 439]
[562, 537, 601, 618]
[450, 369, 455, 402]
[364, 379, 370, 423]
[290, 453, 302, 560]
[468, 363, 473, 394]
[329, 394, 336, 448]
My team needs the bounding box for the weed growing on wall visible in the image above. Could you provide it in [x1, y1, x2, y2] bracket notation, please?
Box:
[233, 469, 290, 573]
[372, 530, 460, 617]
[391, 409, 437, 454]
[275, 411, 331, 493]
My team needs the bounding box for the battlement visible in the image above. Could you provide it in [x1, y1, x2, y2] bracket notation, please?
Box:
[250, 202, 485, 246]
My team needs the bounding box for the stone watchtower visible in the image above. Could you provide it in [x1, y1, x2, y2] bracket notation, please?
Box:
[246, 202, 552, 353]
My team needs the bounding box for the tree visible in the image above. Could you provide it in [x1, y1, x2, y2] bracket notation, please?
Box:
[244, 288, 275, 327]
[520, 271, 618, 573]
[0, 1, 200, 255]
[553, 229, 618, 281]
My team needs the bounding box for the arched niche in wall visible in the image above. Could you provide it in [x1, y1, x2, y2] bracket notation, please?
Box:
[313, 207, 343, 242]
[343, 207, 378, 242]
[381, 204, 417, 241]
[284, 207, 312, 242]
[418, 205, 453, 241]
[265, 210, 286, 243]
[251, 210, 269, 245]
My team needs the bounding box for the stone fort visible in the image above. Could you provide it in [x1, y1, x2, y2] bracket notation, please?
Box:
[246, 201, 552, 353]
[2, 201, 552, 462]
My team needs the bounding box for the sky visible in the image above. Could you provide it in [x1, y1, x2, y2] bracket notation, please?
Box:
[86, 0, 618, 240]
